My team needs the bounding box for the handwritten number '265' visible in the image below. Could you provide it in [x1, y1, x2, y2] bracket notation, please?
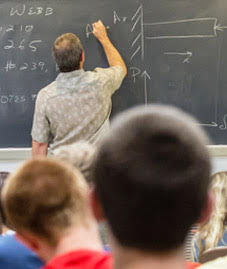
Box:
[4, 40, 42, 52]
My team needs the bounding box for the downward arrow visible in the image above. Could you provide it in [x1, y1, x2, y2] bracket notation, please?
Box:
[141, 71, 151, 105]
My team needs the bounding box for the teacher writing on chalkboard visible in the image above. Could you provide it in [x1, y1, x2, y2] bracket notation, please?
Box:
[31, 20, 127, 156]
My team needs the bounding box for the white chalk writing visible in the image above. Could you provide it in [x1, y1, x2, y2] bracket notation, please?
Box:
[2, 61, 47, 72]
[0, 25, 34, 33]
[0, 95, 26, 104]
[3, 40, 42, 52]
[10, 5, 54, 16]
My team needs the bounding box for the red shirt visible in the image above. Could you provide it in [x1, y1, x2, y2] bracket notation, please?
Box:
[186, 261, 201, 269]
[42, 250, 112, 269]
[42, 251, 199, 269]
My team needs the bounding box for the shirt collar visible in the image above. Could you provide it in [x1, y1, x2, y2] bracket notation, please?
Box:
[55, 69, 86, 93]
[56, 69, 85, 81]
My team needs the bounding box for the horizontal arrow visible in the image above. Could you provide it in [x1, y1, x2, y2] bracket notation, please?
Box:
[164, 51, 192, 63]
[199, 122, 218, 127]
[214, 24, 227, 32]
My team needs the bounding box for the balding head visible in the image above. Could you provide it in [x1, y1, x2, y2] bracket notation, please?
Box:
[53, 33, 83, 72]
[94, 105, 211, 252]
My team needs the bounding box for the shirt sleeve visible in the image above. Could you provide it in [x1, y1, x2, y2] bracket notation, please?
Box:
[94, 66, 124, 95]
[31, 91, 50, 143]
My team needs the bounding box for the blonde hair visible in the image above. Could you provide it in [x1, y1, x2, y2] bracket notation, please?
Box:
[53, 141, 96, 184]
[193, 171, 227, 259]
[2, 157, 89, 245]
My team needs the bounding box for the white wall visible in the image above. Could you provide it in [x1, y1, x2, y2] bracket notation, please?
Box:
[0, 148, 31, 172]
[0, 160, 24, 172]
[212, 156, 227, 174]
[1, 158, 226, 173]
[0, 147, 227, 174]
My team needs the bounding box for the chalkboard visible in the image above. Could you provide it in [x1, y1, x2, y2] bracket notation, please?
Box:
[0, 0, 227, 147]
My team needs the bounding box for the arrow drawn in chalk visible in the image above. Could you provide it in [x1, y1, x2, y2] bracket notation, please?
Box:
[141, 71, 151, 105]
[199, 122, 218, 127]
[214, 24, 227, 32]
[164, 51, 192, 63]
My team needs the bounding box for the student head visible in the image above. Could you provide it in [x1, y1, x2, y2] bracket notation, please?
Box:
[53, 141, 96, 184]
[53, 33, 84, 72]
[0, 171, 10, 234]
[1, 158, 89, 261]
[93, 105, 212, 253]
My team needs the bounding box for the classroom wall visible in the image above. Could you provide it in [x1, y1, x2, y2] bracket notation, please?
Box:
[0, 160, 23, 172]
[0, 149, 30, 172]
[212, 156, 227, 174]
[0, 148, 226, 174]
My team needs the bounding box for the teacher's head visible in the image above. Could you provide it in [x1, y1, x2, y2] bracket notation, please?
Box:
[53, 33, 84, 72]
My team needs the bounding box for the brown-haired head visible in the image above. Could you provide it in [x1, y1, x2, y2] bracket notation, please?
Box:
[2, 157, 89, 245]
[94, 104, 211, 252]
[53, 33, 84, 72]
[0, 171, 10, 234]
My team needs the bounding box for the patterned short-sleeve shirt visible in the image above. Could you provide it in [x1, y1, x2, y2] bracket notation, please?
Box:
[31, 66, 124, 152]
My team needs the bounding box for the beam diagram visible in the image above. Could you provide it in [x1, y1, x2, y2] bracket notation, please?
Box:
[131, 5, 227, 61]
[130, 4, 227, 128]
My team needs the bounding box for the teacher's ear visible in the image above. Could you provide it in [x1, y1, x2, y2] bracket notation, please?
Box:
[80, 51, 85, 68]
